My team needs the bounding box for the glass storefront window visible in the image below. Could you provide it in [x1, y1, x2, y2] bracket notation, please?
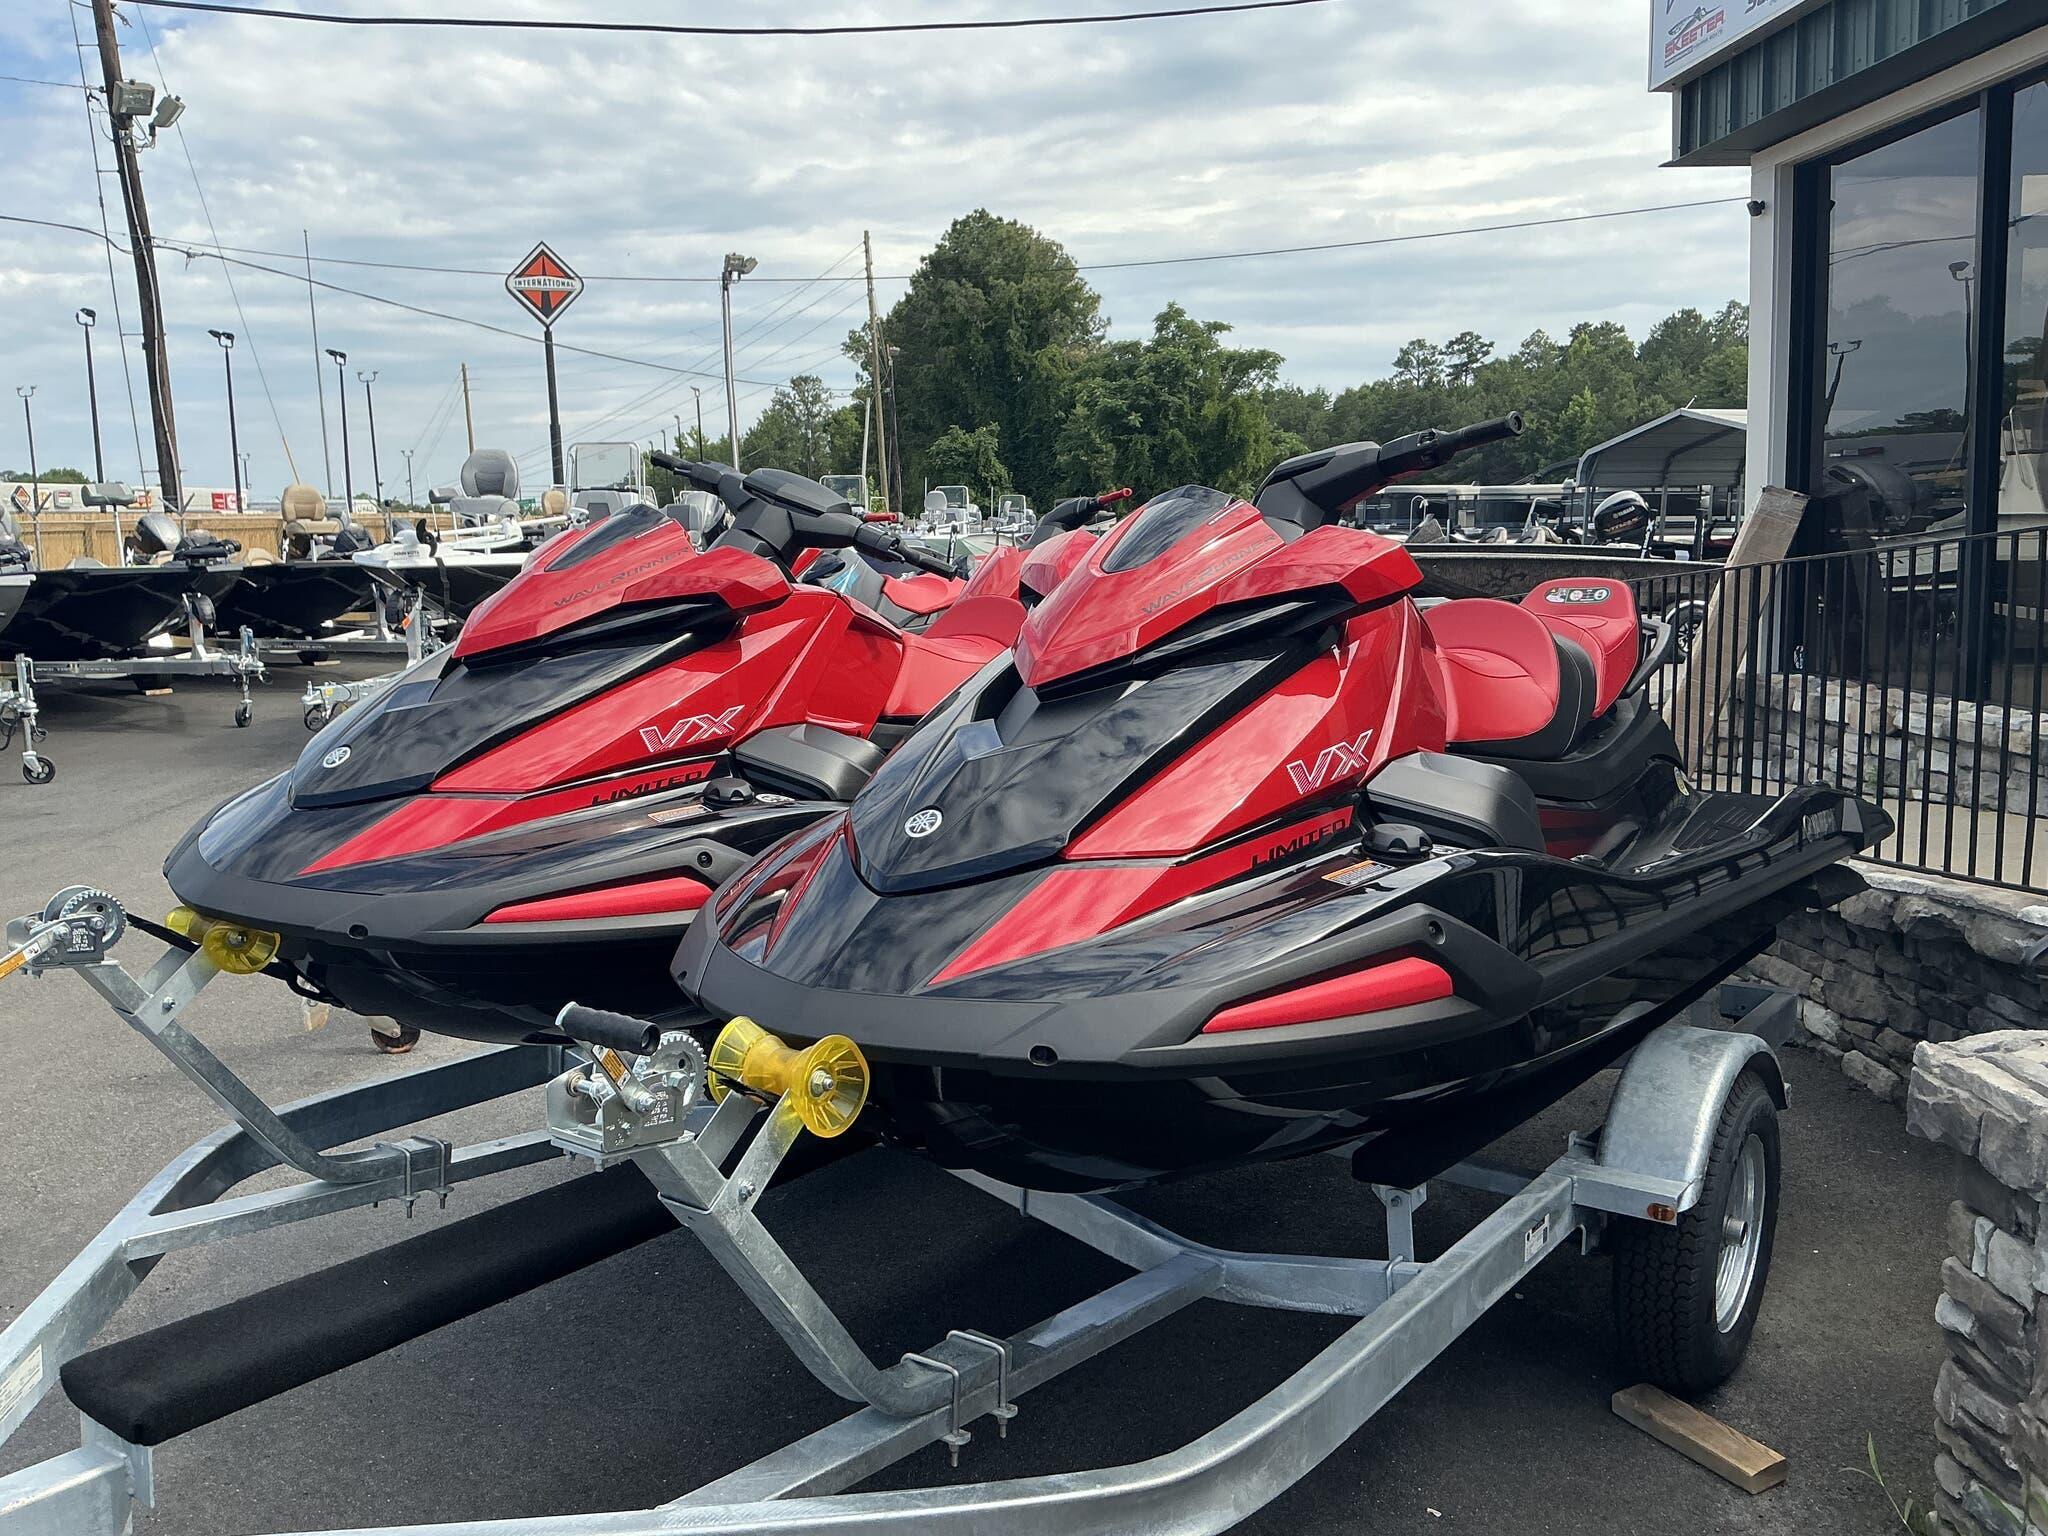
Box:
[1997, 81, 2048, 717]
[1822, 109, 1982, 541]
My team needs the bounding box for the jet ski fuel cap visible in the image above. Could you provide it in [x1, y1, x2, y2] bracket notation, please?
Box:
[1366, 823, 1434, 860]
[703, 776, 754, 808]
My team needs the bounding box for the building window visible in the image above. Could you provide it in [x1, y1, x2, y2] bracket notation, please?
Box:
[1997, 79, 2048, 713]
[1821, 108, 1982, 542]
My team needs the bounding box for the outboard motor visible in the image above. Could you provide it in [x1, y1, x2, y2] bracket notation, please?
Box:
[0, 511, 28, 573]
[1589, 490, 1653, 550]
[127, 511, 183, 564]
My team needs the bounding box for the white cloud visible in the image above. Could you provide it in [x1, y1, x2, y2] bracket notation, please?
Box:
[0, 0, 1746, 498]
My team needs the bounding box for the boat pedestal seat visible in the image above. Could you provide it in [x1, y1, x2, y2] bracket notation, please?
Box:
[1422, 597, 1596, 761]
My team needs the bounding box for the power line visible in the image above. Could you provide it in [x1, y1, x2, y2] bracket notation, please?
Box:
[1072, 197, 1753, 272]
[161, 236, 870, 284]
[0, 73, 89, 89]
[128, 0, 1337, 38]
[125, 196, 1752, 289]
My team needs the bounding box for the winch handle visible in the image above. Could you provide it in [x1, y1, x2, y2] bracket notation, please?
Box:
[555, 1002, 662, 1056]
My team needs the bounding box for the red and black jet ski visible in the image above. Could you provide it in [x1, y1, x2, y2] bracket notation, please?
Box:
[677, 414, 1891, 1193]
[165, 461, 1124, 1045]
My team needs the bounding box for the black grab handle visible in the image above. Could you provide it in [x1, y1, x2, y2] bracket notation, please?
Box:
[555, 1003, 662, 1056]
[1442, 412, 1525, 455]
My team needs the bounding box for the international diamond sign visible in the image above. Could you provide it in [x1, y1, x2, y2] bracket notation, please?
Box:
[505, 243, 583, 327]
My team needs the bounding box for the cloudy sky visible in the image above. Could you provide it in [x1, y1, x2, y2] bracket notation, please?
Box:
[0, 0, 1747, 500]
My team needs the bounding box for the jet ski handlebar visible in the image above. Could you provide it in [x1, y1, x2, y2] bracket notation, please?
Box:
[1255, 412, 1526, 530]
[854, 519, 957, 576]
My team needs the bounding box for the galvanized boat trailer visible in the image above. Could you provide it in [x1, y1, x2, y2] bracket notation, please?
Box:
[2, 610, 268, 785]
[0, 890, 1791, 1536]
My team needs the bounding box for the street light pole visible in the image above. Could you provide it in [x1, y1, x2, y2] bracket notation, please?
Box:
[326, 348, 353, 514]
[357, 371, 382, 505]
[76, 309, 104, 483]
[401, 447, 415, 507]
[208, 329, 240, 511]
[720, 253, 756, 469]
[16, 387, 40, 564]
[691, 386, 706, 459]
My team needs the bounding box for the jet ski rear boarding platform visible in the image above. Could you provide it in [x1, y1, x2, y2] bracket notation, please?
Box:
[0, 891, 1798, 1536]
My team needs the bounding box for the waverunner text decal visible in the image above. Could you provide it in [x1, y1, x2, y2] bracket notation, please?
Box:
[639, 705, 746, 754]
[1286, 730, 1375, 795]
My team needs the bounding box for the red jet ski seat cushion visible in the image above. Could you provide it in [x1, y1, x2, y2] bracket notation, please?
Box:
[1422, 598, 1596, 761]
[1519, 579, 1638, 717]
[884, 595, 1025, 717]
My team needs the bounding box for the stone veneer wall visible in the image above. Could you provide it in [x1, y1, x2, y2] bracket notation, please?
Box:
[1907, 1035, 2048, 1535]
[1741, 866, 2048, 1103]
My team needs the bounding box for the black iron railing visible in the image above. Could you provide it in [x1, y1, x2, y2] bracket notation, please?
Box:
[1628, 527, 2048, 896]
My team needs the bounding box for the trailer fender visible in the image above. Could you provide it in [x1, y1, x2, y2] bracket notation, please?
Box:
[1595, 1023, 1786, 1218]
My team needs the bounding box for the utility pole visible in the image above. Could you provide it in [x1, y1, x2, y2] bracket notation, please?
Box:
[209, 329, 240, 510]
[76, 309, 104, 483]
[460, 362, 476, 455]
[885, 343, 905, 517]
[93, 0, 181, 517]
[863, 230, 889, 515]
[327, 348, 353, 513]
[304, 231, 331, 496]
[401, 447, 415, 507]
[358, 370, 382, 504]
[17, 388, 40, 564]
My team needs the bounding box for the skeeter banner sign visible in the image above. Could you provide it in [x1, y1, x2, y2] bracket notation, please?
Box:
[1650, 0, 1815, 89]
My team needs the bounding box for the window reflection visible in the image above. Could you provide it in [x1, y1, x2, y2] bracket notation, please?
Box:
[1823, 109, 1982, 540]
[1998, 80, 2048, 716]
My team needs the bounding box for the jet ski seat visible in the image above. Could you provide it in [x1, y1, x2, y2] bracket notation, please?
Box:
[884, 595, 1027, 716]
[1423, 579, 1644, 764]
[1422, 598, 1596, 761]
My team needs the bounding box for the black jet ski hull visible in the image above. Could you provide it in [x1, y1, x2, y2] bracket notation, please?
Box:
[679, 778, 1886, 1192]
[166, 766, 832, 1044]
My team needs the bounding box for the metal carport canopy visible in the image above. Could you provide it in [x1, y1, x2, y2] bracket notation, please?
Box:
[1575, 407, 1747, 492]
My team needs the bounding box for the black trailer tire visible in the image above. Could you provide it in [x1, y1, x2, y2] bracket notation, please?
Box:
[22, 756, 55, 785]
[371, 1022, 421, 1055]
[1611, 1067, 1780, 1395]
[234, 701, 253, 728]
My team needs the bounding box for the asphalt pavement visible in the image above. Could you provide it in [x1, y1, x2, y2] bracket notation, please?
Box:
[0, 665, 1954, 1534]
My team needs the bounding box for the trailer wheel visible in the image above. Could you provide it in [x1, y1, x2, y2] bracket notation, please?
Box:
[1611, 1067, 1779, 1395]
[304, 704, 332, 731]
[371, 1023, 420, 1054]
[22, 755, 54, 785]
[234, 701, 254, 729]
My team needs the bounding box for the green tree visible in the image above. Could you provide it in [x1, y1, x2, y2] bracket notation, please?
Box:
[741, 374, 842, 477]
[922, 424, 1009, 499]
[1056, 303, 1299, 500]
[853, 210, 1102, 507]
[1, 466, 88, 483]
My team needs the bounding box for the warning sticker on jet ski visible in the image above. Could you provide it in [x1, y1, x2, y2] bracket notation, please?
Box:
[647, 802, 712, 825]
[0, 1346, 41, 1426]
[1322, 860, 1390, 888]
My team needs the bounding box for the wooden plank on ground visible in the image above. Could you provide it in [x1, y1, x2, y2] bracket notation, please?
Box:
[1611, 1383, 1787, 1494]
[1667, 484, 1809, 774]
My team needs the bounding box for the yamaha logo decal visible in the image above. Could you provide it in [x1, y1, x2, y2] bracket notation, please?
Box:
[904, 808, 944, 839]
[321, 746, 351, 769]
